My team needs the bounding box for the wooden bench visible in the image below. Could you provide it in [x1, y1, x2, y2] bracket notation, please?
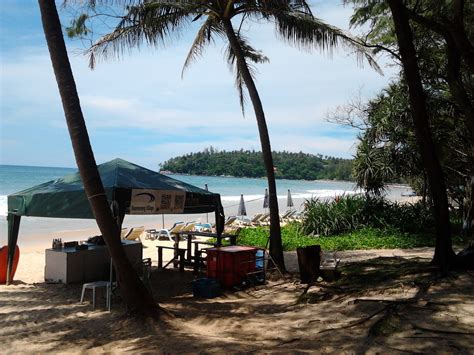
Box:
[157, 246, 186, 272]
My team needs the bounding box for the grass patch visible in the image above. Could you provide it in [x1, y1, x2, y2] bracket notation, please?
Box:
[236, 223, 470, 251]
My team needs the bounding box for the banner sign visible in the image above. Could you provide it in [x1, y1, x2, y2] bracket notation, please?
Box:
[130, 189, 186, 214]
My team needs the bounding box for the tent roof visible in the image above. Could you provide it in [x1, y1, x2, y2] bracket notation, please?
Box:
[8, 158, 219, 218]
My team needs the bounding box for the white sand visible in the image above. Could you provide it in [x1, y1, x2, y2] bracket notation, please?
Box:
[2, 238, 473, 353]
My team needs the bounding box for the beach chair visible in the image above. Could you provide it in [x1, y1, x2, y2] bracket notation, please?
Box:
[256, 213, 271, 226]
[120, 228, 129, 238]
[251, 213, 264, 223]
[180, 222, 197, 234]
[279, 210, 294, 221]
[123, 226, 144, 241]
[223, 216, 241, 232]
[195, 222, 213, 232]
[157, 222, 185, 242]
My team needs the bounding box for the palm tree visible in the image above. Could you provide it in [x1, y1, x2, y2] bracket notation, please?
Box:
[78, 0, 380, 270]
[38, 0, 158, 315]
[387, 0, 456, 272]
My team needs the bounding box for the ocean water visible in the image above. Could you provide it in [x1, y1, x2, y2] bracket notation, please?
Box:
[0, 164, 411, 248]
[0, 164, 366, 216]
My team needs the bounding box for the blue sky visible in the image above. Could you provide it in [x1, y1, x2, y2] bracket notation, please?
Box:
[0, 1, 397, 170]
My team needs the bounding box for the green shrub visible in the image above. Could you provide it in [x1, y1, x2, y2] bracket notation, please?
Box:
[237, 225, 446, 251]
[300, 195, 434, 237]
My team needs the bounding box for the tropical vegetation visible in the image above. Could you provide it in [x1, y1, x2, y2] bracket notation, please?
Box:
[67, 0, 379, 271]
[333, 0, 474, 271]
[160, 147, 354, 181]
[236, 194, 469, 251]
[237, 224, 468, 251]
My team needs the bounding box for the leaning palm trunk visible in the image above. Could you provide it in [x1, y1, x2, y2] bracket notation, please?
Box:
[387, 0, 456, 272]
[38, 0, 157, 314]
[222, 19, 285, 271]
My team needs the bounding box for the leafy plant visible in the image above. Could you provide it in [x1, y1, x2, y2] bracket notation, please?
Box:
[300, 195, 434, 237]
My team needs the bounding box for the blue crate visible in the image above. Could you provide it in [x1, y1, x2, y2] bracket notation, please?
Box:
[192, 278, 222, 298]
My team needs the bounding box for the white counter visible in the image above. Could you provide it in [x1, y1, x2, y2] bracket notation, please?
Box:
[45, 240, 142, 284]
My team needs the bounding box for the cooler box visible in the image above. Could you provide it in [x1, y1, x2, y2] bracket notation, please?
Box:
[206, 246, 257, 289]
[192, 278, 222, 298]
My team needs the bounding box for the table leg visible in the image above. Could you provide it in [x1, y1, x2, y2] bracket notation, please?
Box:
[158, 247, 163, 268]
[187, 234, 192, 263]
[173, 235, 179, 268]
[179, 250, 185, 272]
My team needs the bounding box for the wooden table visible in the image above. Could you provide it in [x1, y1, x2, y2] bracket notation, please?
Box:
[176, 231, 238, 266]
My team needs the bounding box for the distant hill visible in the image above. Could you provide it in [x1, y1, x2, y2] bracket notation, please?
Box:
[160, 148, 354, 181]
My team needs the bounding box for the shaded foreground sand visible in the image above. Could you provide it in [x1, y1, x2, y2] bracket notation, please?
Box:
[1, 240, 473, 353]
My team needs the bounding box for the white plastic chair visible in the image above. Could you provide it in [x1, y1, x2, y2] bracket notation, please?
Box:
[80, 281, 111, 309]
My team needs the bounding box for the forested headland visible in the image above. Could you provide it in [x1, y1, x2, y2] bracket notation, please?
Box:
[160, 148, 353, 181]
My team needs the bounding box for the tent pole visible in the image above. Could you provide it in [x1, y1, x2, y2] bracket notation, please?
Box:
[6, 213, 21, 285]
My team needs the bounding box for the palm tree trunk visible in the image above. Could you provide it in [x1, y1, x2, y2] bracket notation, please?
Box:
[222, 19, 285, 271]
[387, 0, 456, 272]
[38, 0, 158, 314]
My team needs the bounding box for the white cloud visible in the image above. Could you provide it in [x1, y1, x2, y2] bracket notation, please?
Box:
[1, 2, 396, 167]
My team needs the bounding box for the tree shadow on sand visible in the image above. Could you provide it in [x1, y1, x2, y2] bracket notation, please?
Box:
[1, 258, 473, 353]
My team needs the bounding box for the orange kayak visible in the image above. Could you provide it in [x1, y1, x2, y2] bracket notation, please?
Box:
[0, 245, 20, 284]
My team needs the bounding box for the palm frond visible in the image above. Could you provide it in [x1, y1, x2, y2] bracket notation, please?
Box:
[234, 0, 312, 18]
[272, 11, 382, 74]
[225, 33, 269, 115]
[87, 1, 205, 68]
[181, 15, 224, 78]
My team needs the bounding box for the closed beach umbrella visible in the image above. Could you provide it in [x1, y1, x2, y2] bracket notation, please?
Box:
[238, 194, 247, 216]
[205, 184, 209, 222]
[263, 188, 269, 210]
[287, 189, 294, 210]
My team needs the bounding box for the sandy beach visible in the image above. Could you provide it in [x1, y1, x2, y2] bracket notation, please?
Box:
[1, 237, 473, 353]
[6, 194, 469, 354]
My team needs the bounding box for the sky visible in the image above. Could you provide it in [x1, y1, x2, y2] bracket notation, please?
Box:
[0, 1, 397, 170]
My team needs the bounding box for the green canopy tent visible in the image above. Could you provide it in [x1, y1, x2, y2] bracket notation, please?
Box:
[6, 158, 225, 284]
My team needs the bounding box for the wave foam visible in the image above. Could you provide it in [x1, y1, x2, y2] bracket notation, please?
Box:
[0, 195, 7, 217]
[220, 189, 360, 204]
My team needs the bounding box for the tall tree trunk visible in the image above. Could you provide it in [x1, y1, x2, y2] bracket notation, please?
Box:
[445, 37, 474, 238]
[222, 19, 285, 271]
[387, 0, 456, 272]
[38, 0, 157, 315]
[463, 176, 474, 238]
[406, 3, 474, 238]
[450, 0, 474, 75]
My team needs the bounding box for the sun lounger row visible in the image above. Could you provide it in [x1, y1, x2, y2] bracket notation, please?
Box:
[224, 210, 304, 228]
[145, 221, 213, 242]
[124, 210, 305, 244]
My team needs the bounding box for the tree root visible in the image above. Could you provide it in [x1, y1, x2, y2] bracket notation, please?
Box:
[317, 305, 390, 334]
[412, 324, 474, 336]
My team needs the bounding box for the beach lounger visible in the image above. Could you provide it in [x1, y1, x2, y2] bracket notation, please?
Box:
[280, 210, 294, 220]
[256, 213, 270, 226]
[122, 226, 144, 241]
[224, 216, 238, 226]
[180, 222, 197, 234]
[156, 222, 185, 242]
[120, 228, 129, 238]
[223, 216, 242, 232]
[195, 222, 213, 232]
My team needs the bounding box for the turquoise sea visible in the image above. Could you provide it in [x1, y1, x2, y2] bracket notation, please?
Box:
[0, 164, 411, 248]
[0, 164, 363, 215]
